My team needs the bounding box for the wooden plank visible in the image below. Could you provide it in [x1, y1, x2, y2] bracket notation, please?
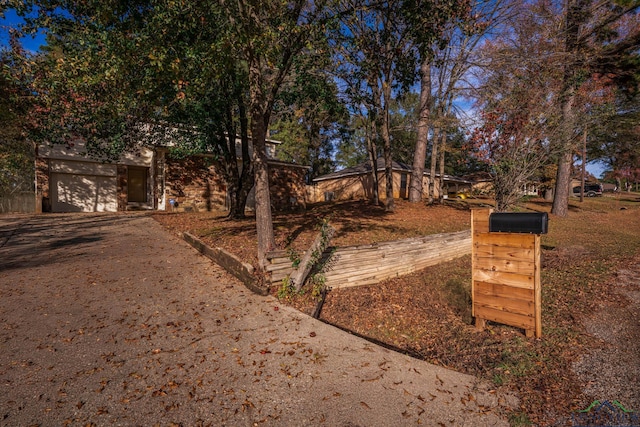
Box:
[471, 209, 491, 234]
[265, 262, 295, 273]
[473, 245, 535, 262]
[474, 305, 535, 329]
[473, 292, 535, 317]
[343, 239, 470, 257]
[474, 256, 536, 275]
[269, 271, 291, 283]
[534, 234, 542, 337]
[329, 249, 466, 271]
[474, 232, 536, 249]
[325, 264, 410, 282]
[473, 269, 534, 289]
[475, 281, 535, 302]
[327, 262, 421, 283]
[335, 231, 470, 254]
[471, 209, 491, 317]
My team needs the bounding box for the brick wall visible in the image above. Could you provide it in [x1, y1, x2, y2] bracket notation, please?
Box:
[164, 156, 227, 212]
[269, 164, 308, 211]
[117, 165, 128, 211]
[35, 157, 50, 213]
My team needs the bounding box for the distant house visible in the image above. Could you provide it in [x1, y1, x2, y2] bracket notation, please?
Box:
[465, 171, 494, 195]
[35, 129, 309, 213]
[307, 158, 472, 203]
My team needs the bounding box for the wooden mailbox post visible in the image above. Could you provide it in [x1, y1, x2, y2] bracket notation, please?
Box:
[471, 209, 546, 338]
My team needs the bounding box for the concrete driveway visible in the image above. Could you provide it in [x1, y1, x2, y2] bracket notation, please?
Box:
[0, 213, 516, 426]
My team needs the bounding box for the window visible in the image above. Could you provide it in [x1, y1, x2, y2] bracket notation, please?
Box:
[128, 167, 148, 203]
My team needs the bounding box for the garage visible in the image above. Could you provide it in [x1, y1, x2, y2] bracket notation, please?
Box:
[49, 160, 118, 212]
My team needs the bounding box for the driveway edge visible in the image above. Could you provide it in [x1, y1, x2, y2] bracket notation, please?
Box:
[182, 231, 269, 295]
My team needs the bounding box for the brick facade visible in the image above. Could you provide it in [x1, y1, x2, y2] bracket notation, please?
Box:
[164, 156, 228, 212]
[36, 141, 308, 213]
[117, 165, 128, 211]
[268, 163, 308, 211]
[163, 157, 308, 213]
[35, 157, 50, 213]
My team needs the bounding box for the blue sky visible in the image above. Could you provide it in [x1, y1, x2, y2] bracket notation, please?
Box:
[0, 9, 46, 52]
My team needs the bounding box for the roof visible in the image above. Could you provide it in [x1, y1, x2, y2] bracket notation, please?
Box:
[313, 158, 410, 182]
[313, 158, 472, 184]
[267, 159, 311, 170]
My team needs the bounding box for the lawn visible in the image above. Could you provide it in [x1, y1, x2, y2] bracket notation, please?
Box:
[153, 193, 640, 426]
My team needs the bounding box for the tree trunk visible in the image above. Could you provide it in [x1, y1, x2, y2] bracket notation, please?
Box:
[235, 97, 254, 218]
[248, 54, 276, 269]
[552, 150, 573, 216]
[428, 127, 439, 204]
[367, 116, 380, 206]
[290, 224, 335, 291]
[551, 84, 576, 217]
[381, 82, 394, 212]
[409, 58, 432, 203]
[552, 0, 579, 218]
[438, 128, 446, 203]
[251, 113, 276, 270]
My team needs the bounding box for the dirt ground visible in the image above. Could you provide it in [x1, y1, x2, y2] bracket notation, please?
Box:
[153, 198, 640, 425]
[572, 254, 640, 411]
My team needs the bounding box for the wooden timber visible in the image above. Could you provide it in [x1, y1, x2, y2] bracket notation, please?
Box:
[471, 209, 542, 338]
[266, 230, 471, 290]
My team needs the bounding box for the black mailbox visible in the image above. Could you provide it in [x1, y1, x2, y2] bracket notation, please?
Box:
[489, 212, 548, 234]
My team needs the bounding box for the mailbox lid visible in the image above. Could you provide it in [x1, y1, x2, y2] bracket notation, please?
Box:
[489, 212, 548, 234]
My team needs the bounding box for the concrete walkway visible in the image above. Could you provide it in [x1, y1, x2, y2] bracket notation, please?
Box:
[0, 213, 516, 426]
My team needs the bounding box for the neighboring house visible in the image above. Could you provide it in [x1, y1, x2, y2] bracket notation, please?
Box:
[36, 133, 309, 213]
[465, 172, 542, 197]
[465, 171, 494, 195]
[307, 158, 472, 203]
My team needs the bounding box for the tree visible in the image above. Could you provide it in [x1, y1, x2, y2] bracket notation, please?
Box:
[220, 0, 334, 267]
[0, 45, 34, 195]
[271, 52, 349, 181]
[13, 0, 334, 268]
[471, 0, 564, 211]
[335, 0, 417, 211]
[469, 0, 639, 211]
[403, 0, 476, 203]
[551, 0, 640, 216]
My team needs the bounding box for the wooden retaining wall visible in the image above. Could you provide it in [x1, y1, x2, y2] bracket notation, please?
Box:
[266, 230, 471, 289]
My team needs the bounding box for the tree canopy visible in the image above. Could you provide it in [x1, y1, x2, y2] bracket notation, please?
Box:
[3, 0, 639, 230]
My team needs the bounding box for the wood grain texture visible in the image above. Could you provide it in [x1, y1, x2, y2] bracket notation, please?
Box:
[472, 209, 542, 338]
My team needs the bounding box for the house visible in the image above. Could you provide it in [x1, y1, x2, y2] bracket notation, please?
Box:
[35, 131, 309, 213]
[307, 158, 472, 203]
[465, 171, 494, 195]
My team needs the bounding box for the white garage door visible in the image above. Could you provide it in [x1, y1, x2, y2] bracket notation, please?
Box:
[51, 173, 117, 212]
